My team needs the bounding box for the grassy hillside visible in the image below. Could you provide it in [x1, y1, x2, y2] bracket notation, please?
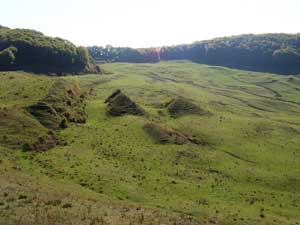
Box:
[1, 61, 300, 225]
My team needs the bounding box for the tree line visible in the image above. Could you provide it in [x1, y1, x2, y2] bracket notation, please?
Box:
[0, 25, 299, 75]
[89, 34, 300, 75]
[88, 45, 160, 63]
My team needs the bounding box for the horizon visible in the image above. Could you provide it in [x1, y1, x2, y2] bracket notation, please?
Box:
[1, 0, 300, 48]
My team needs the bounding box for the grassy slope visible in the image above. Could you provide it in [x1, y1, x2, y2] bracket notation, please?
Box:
[1, 61, 300, 225]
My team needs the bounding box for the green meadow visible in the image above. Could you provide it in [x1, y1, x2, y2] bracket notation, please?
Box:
[1, 61, 300, 225]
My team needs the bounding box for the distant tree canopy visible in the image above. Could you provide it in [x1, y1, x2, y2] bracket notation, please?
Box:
[0, 27, 93, 74]
[88, 45, 160, 63]
[1, 26, 299, 75]
[186, 34, 300, 74]
[89, 34, 300, 75]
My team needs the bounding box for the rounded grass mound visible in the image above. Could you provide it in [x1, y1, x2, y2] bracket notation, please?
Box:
[166, 97, 205, 118]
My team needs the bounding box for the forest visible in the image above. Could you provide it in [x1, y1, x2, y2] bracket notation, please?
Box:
[0, 26, 94, 74]
[89, 34, 300, 74]
[1, 25, 299, 75]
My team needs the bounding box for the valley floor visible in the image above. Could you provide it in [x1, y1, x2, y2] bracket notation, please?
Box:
[1, 61, 300, 225]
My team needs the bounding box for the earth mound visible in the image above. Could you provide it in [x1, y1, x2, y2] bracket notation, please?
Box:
[28, 80, 86, 130]
[143, 123, 206, 145]
[105, 89, 145, 116]
[166, 98, 204, 118]
[0, 108, 61, 151]
[28, 102, 63, 130]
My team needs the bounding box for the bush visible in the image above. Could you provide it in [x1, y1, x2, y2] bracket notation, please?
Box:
[0, 46, 17, 68]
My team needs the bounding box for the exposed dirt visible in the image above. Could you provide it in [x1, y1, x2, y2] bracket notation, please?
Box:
[166, 98, 205, 118]
[143, 123, 206, 145]
[28, 101, 63, 130]
[105, 89, 145, 116]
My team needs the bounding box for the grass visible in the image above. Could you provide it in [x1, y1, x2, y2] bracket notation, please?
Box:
[1, 61, 300, 224]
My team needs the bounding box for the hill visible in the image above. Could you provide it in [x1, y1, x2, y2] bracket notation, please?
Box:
[1, 61, 300, 224]
[0, 27, 100, 74]
[0, 25, 9, 30]
[89, 33, 300, 75]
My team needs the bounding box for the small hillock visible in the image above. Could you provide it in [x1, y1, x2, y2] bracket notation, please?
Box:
[105, 89, 145, 116]
[0, 108, 61, 151]
[28, 80, 86, 130]
[166, 98, 204, 118]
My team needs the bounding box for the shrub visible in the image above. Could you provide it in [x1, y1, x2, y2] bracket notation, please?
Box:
[0, 46, 17, 68]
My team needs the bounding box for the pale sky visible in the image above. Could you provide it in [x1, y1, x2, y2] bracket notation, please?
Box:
[1, 0, 299, 47]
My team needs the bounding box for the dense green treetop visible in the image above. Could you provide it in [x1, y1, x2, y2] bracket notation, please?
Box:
[0, 27, 92, 74]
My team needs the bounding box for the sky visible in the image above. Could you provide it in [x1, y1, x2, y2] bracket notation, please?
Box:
[1, 0, 299, 48]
